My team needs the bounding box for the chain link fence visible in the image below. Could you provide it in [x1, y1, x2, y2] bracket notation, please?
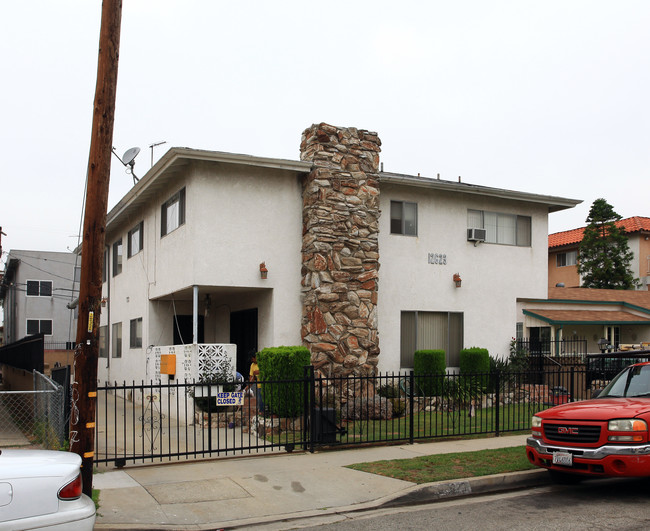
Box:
[0, 371, 66, 449]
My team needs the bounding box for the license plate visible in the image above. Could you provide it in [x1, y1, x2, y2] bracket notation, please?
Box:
[552, 451, 573, 466]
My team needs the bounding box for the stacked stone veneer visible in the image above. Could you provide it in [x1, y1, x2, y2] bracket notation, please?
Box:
[299, 123, 381, 377]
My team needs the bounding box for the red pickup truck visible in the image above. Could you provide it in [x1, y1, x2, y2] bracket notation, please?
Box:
[526, 361, 650, 482]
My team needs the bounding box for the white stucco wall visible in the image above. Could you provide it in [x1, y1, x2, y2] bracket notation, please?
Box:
[99, 161, 304, 383]
[377, 184, 550, 372]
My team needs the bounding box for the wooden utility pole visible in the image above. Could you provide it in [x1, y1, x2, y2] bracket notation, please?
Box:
[70, 0, 122, 496]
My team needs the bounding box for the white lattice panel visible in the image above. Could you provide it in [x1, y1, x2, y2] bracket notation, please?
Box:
[197, 344, 236, 382]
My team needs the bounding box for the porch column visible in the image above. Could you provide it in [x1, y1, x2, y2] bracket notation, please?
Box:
[193, 285, 199, 344]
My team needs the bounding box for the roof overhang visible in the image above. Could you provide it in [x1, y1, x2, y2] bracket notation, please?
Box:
[523, 309, 650, 326]
[106, 148, 313, 236]
[380, 172, 582, 213]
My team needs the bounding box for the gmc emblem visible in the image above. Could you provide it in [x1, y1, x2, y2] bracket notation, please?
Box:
[558, 427, 579, 435]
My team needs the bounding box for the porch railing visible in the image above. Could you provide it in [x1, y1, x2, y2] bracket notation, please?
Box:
[516, 338, 588, 362]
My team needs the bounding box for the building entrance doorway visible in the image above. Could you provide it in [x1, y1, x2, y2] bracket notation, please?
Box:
[230, 308, 258, 376]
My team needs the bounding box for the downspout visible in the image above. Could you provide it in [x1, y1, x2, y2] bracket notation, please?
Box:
[106, 245, 111, 374]
[193, 285, 198, 344]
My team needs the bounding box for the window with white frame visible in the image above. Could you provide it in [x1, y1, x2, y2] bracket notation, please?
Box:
[468, 209, 531, 246]
[130, 317, 142, 348]
[112, 239, 123, 276]
[400, 311, 464, 368]
[112, 322, 122, 358]
[556, 250, 577, 267]
[26, 319, 53, 336]
[26, 280, 52, 297]
[128, 221, 144, 258]
[161, 188, 186, 237]
[390, 200, 417, 236]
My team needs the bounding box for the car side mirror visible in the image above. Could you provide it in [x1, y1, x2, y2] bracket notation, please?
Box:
[592, 389, 602, 398]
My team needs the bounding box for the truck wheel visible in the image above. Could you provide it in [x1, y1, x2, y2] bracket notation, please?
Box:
[548, 470, 583, 484]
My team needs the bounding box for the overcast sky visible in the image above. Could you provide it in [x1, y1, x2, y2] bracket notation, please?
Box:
[1, 1, 649, 260]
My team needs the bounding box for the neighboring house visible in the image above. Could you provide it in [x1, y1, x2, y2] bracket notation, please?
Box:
[97, 123, 580, 384]
[0, 250, 79, 348]
[548, 217, 650, 290]
[517, 286, 650, 354]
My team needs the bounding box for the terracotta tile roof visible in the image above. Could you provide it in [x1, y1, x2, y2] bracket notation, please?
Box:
[525, 309, 650, 324]
[547, 287, 650, 310]
[549, 216, 650, 249]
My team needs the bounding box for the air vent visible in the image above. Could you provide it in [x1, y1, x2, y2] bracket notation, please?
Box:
[467, 228, 487, 242]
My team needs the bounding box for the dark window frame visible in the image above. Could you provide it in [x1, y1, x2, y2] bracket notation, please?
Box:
[128, 221, 144, 258]
[129, 317, 143, 349]
[112, 238, 123, 277]
[161, 188, 186, 237]
[390, 200, 418, 236]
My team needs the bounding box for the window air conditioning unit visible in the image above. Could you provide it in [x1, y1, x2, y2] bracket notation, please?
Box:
[467, 228, 487, 242]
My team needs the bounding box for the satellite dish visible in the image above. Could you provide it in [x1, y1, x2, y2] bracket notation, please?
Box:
[122, 147, 140, 166]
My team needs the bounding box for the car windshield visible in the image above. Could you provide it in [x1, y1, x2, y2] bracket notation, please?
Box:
[599, 364, 650, 398]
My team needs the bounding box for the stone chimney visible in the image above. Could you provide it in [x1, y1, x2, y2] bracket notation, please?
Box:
[299, 123, 381, 377]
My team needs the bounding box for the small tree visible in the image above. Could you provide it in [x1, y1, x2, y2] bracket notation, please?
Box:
[578, 199, 637, 290]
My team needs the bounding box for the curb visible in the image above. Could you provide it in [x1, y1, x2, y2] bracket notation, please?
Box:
[379, 468, 551, 508]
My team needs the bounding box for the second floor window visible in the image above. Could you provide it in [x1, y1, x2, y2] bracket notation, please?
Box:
[556, 251, 577, 267]
[468, 209, 531, 247]
[390, 200, 417, 236]
[161, 188, 186, 237]
[112, 239, 123, 276]
[128, 221, 144, 258]
[26, 280, 52, 297]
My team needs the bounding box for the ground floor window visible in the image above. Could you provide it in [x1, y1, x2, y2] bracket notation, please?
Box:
[112, 322, 122, 358]
[130, 317, 142, 348]
[400, 311, 464, 368]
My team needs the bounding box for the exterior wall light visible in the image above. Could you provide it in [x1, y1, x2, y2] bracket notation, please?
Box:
[260, 262, 268, 280]
[453, 273, 462, 288]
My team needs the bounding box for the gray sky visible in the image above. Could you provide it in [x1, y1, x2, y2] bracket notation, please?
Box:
[1, 1, 649, 258]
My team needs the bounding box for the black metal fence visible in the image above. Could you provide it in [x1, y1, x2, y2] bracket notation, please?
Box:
[516, 337, 587, 364]
[94, 365, 596, 467]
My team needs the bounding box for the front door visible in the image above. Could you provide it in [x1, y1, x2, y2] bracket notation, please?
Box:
[230, 308, 258, 376]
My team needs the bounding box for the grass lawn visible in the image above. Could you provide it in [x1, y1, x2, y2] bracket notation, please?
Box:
[347, 445, 536, 483]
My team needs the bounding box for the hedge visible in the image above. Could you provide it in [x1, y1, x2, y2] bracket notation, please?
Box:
[459, 347, 490, 388]
[413, 350, 446, 396]
[257, 346, 311, 417]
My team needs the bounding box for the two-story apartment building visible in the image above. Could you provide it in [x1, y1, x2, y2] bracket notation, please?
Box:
[0, 250, 79, 348]
[548, 217, 650, 290]
[98, 123, 580, 383]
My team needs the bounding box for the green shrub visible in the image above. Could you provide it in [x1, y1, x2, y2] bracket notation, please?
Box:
[414, 349, 446, 396]
[377, 383, 401, 399]
[459, 347, 490, 389]
[257, 346, 311, 417]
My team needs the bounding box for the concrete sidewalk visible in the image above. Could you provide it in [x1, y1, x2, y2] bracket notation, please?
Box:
[94, 434, 549, 530]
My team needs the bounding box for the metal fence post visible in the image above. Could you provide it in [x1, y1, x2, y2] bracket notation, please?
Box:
[494, 370, 501, 437]
[303, 365, 314, 452]
[409, 370, 414, 444]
